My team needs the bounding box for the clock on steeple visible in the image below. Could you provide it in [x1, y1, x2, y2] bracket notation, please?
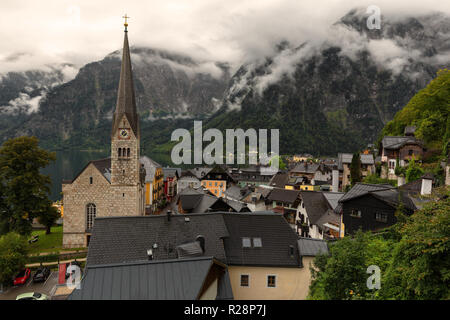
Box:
[119, 128, 130, 139]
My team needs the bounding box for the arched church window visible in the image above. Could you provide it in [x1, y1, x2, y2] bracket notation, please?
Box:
[127, 148, 130, 157]
[118, 148, 122, 157]
[86, 203, 96, 230]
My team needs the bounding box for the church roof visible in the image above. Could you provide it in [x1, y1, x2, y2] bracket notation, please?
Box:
[111, 29, 139, 138]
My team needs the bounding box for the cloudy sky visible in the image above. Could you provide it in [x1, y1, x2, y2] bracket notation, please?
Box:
[0, 0, 449, 76]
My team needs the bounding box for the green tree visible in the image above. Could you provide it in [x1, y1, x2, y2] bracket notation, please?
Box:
[350, 153, 362, 186]
[308, 231, 371, 300]
[405, 157, 424, 183]
[269, 155, 286, 170]
[0, 136, 56, 236]
[0, 232, 28, 285]
[380, 197, 450, 299]
[37, 205, 60, 235]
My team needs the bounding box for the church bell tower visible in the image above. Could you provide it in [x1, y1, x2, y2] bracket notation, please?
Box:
[110, 16, 141, 186]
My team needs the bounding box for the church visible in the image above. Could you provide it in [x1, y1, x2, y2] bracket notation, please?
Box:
[62, 21, 146, 248]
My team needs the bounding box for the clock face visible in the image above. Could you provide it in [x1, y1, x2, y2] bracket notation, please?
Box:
[119, 129, 130, 139]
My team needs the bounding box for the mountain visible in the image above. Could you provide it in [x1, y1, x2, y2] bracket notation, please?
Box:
[0, 47, 231, 150]
[0, 9, 448, 160]
[203, 10, 450, 156]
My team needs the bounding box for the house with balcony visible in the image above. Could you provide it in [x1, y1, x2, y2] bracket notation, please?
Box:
[266, 188, 301, 228]
[379, 126, 424, 180]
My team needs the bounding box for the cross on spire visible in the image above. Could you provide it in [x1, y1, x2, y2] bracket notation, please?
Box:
[123, 14, 130, 31]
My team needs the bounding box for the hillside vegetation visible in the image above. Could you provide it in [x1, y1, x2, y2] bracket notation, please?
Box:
[381, 69, 450, 153]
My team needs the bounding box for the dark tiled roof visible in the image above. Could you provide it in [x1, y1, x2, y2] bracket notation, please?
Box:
[381, 136, 422, 150]
[69, 257, 232, 300]
[370, 189, 417, 211]
[190, 167, 213, 179]
[222, 212, 301, 267]
[162, 167, 181, 179]
[269, 172, 289, 188]
[86, 214, 229, 266]
[297, 238, 328, 256]
[291, 163, 320, 174]
[267, 188, 301, 204]
[339, 183, 393, 203]
[299, 191, 331, 225]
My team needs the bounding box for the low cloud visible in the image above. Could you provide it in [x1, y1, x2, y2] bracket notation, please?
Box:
[0, 91, 46, 115]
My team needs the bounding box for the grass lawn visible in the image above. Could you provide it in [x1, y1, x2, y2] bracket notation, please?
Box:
[29, 226, 63, 254]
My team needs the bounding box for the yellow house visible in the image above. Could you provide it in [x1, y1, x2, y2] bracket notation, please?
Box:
[222, 213, 328, 299]
[201, 180, 227, 197]
[141, 156, 164, 213]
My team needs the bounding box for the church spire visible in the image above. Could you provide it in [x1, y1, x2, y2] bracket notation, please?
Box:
[112, 16, 139, 138]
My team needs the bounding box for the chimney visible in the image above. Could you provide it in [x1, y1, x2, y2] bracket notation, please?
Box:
[421, 176, 433, 195]
[196, 235, 205, 253]
[147, 249, 153, 260]
[332, 169, 339, 192]
[167, 210, 172, 222]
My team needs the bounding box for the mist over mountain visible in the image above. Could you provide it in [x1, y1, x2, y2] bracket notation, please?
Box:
[0, 9, 448, 159]
[205, 10, 449, 156]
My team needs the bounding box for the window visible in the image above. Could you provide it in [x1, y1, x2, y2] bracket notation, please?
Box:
[240, 275, 249, 287]
[253, 238, 262, 247]
[118, 148, 122, 157]
[408, 150, 413, 156]
[350, 209, 362, 218]
[242, 237, 251, 248]
[89, 177, 93, 185]
[375, 212, 388, 223]
[127, 148, 130, 157]
[389, 159, 396, 169]
[267, 275, 276, 288]
[86, 203, 96, 230]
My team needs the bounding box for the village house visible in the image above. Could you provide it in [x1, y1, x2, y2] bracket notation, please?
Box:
[199, 166, 236, 198]
[70, 211, 328, 300]
[176, 186, 249, 214]
[266, 188, 301, 228]
[228, 165, 273, 187]
[336, 153, 375, 191]
[241, 185, 273, 212]
[297, 191, 344, 239]
[177, 171, 202, 193]
[141, 156, 164, 213]
[162, 167, 181, 202]
[379, 126, 424, 180]
[336, 183, 416, 235]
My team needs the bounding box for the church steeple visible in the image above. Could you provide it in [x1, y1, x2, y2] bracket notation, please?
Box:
[111, 17, 139, 138]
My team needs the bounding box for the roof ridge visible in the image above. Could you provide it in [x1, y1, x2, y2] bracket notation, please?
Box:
[88, 256, 215, 269]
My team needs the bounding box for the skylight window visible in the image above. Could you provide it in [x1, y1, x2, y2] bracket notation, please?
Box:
[242, 237, 251, 247]
[253, 238, 262, 247]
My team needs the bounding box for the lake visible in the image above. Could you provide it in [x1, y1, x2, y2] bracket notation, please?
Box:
[42, 150, 172, 201]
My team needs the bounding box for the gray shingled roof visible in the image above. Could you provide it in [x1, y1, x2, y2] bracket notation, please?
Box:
[360, 154, 374, 165]
[297, 238, 328, 256]
[339, 183, 393, 203]
[222, 212, 301, 267]
[269, 172, 289, 188]
[140, 156, 162, 182]
[322, 192, 344, 210]
[299, 191, 331, 225]
[338, 153, 374, 170]
[86, 214, 229, 266]
[69, 257, 232, 300]
[291, 163, 320, 174]
[381, 136, 422, 150]
[162, 167, 181, 179]
[267, 188, 301, 204]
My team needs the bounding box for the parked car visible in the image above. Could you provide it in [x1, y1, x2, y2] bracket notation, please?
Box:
[13, 268, 31, 286]
[33, 267, 51, 283]
[16, 292, 49, 300]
